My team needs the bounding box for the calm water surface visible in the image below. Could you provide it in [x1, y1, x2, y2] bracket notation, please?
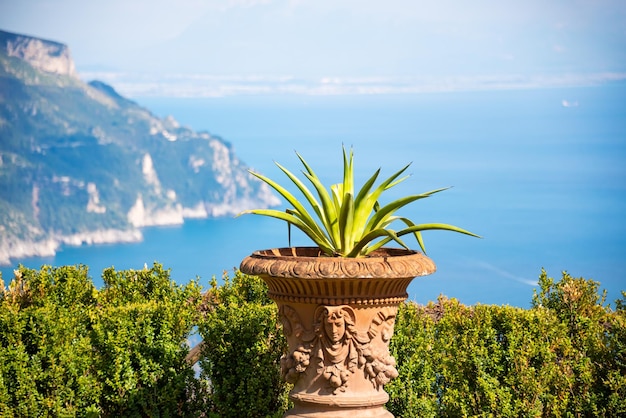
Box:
[2, 86, 625, 308]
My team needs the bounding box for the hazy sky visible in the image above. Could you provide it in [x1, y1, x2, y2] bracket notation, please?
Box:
[2, 0, 625, 96]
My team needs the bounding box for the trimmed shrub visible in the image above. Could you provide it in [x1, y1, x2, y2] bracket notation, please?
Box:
[197, 270, 290, 418]
[90, 264, 204, 417]
[387, 270, 626, 417]
[0, 265, 101, 417]
[0, 263, 203, 417]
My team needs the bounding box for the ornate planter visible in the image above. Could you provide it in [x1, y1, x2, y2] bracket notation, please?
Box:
[240, 247, 436, 418]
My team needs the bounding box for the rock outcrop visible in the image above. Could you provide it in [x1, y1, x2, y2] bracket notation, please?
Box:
[0, 30, 77, 77]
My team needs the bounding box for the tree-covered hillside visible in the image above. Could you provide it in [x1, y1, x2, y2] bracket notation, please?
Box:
[0, 29, 278, 265]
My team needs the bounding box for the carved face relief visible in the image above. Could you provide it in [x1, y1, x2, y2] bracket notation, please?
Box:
[315, 306, 355, 344]
[324, 311, 346, 344]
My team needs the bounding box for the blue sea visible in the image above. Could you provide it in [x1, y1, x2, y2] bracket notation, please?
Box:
[2, 85, 625, 308]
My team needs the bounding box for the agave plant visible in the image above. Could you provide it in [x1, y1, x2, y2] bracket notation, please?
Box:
[239, 147, 479, 257]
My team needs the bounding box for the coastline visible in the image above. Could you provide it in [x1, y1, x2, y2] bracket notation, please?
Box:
[1, 182, 281, 266]
[0, 228, 143, 267]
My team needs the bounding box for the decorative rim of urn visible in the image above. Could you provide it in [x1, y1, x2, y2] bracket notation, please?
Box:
[240, 247, 436, 306]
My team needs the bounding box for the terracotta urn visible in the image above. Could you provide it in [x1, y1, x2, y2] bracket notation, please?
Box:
[240, 246, 436, 418]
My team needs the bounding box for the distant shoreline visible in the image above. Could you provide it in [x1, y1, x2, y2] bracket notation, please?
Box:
[0, 228, 143, 267]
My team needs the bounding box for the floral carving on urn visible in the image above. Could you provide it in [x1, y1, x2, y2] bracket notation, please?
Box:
[280, 304, 399, 394]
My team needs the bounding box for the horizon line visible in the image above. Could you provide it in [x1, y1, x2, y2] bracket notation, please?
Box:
[78, 70, 626, 98]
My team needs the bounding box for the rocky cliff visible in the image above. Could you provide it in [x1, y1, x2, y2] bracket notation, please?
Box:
[0, 30, 280, 265]
[0, 30, 76, 77]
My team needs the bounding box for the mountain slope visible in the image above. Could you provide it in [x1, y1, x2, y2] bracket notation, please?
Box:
[0, 29, 279, 265]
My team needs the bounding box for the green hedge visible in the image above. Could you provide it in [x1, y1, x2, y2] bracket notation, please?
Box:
[387, 269, 626, 417]
[1, 266, 624, 417]
[0, 263, 204, 417]
[197, 271, 290, 418]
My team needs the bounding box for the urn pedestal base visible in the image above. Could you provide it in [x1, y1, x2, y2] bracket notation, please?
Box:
[240, 247, 436, 418]
[287, 401, 393, 418]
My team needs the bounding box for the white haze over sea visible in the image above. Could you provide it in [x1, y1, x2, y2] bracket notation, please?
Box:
[80, 71, 626, 98]
[2, 85, 625, 308]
